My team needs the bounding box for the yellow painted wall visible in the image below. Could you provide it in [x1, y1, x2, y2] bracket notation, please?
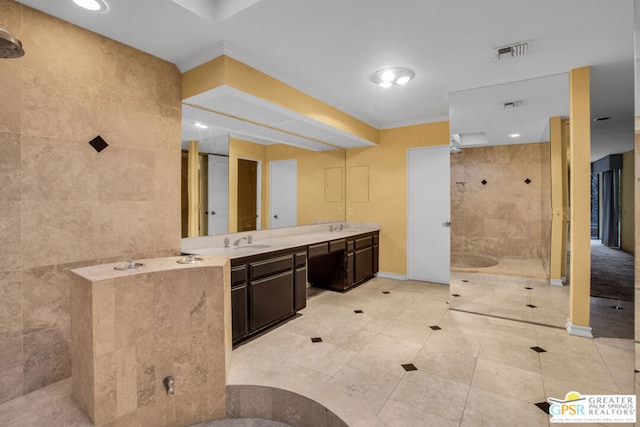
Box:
[265, 145, 346, 225]
[549, 117, 565, 281]
[346, 121, 450, 275]
[620, 149, 635, 254]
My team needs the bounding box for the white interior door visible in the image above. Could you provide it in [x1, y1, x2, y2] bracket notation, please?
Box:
[269, 159, 297, 228]
[407, 146, 450, 284]
[207, 155, 229, 235]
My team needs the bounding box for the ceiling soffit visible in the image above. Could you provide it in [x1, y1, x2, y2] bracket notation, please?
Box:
[182, 54, 378, 151]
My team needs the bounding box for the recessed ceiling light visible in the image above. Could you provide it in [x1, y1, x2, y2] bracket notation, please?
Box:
[508, 133, 521, 138]
[194, 122, 208, 129]
[370, 67, 415, 88]
[73, 0, 108, 12]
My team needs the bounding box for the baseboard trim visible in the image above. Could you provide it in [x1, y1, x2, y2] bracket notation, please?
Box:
[376, 272, 407, 281]
[566, 320, 593, 338]
[549, 278, 564, 287]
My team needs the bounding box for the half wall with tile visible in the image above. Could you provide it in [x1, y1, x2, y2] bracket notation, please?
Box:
[71, 256, 230, 426]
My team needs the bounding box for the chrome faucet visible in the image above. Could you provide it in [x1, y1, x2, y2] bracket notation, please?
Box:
[233, 236, 247, 247]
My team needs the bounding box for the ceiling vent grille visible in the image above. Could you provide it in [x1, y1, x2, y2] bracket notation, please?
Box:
[503, 99, 526, 109]
[494, 41, 530, 61]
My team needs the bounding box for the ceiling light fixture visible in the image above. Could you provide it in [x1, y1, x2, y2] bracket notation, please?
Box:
[73, 0, 108, 12]
[194, 122, 208, 129]
[370, 67, 415, 88]
[508, 133, 521, 138]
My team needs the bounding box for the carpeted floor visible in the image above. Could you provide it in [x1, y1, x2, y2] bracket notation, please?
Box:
[590, 240, 634, 302]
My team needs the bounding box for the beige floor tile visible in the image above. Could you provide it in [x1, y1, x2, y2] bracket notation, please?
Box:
[478, 338, 542, 373]
[387, 370, 470, 422]
[360, 333, 423, 364]
[461, 386, 549, 427]
[540, 352, 618, 392]
[423, 329, 483, 357]
[471, 359, 545, 403]
[377, 399, 460, 427]
[0, 397, 40, 427]
[413, 347, 478, 384]
[379, 319, 433, 344]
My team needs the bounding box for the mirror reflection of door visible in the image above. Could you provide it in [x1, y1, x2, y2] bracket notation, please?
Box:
[269, 159, 297, 228]
[208, 155, 229, 235]
[237, 158, 259, 232]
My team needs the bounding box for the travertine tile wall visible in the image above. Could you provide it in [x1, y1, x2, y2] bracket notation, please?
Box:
[0, 0, 182, 404]
[71, 263, 229, 426]
[450, 143, 552, 265]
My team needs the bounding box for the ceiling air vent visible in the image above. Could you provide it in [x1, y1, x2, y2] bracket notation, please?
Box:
[503, 99, 526, 109]
[494, 41, 530, 61]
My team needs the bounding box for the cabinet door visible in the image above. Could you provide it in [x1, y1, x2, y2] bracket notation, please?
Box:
[354, 246, 373, 284]
[346, 251, 354, 287]
[250, 270, 294, 332]
[231, 285, 248, 342]
[295, 267, 307, 311]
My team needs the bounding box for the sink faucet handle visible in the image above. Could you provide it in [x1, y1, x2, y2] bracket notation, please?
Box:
[223, 237, 230, 248]
[329, 225, 334, 232]
[247, 235, 253, 244]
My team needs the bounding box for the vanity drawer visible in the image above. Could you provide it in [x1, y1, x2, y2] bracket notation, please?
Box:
[295, 252, 307, 267]
[308, 242, 328, 258]
[249, 255, 293, 281]
[329, 239, 346, 253]
[231, 265, 247, 286]
[355, 236, 373, 250]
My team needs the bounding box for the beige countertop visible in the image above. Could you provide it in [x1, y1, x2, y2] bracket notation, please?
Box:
[182, 221, 380, 259]
[71, 254, 229, 282]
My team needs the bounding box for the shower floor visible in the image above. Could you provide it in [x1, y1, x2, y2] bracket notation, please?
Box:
[451, 255, 548, 280]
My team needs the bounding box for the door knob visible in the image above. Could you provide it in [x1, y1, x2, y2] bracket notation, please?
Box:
[442, 221, 451, 227]
[273, 214, 279, 219]
[210, 211, 216, 215]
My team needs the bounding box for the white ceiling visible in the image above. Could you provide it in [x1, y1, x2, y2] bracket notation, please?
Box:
[16, 0, 636, 159]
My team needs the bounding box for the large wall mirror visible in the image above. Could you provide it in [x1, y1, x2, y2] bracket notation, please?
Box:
[180, 104, 347, 237]
[449, 63, 635, 338]
[448, 74, 570, 328]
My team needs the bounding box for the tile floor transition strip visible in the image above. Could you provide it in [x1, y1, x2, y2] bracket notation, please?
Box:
[449, 308, 566, 330]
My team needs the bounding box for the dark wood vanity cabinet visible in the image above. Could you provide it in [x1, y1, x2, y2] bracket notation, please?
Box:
[229, 230, 378, 344]
[309, 231, 379, 292]
[231, 248, 308, 344]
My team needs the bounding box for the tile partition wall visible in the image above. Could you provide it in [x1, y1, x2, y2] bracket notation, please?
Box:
[450, 143, 552, 270]
[0, 0, 182, 403]
[70, 257, 230, 426]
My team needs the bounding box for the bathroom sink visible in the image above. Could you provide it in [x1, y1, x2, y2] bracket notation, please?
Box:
[233, 244, 271, 250]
